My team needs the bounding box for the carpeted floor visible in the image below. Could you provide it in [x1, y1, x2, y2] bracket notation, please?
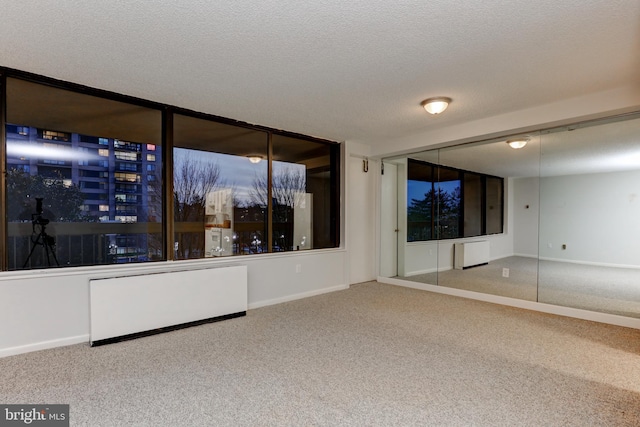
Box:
[1, 281, 639, 426]
[400, 256, 640, 318]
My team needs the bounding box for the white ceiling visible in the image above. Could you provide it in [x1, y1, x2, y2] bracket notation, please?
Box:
[407, 113, 640, 178]
[0, 1, 639, 148]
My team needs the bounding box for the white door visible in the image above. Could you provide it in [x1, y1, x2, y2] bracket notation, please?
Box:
[380, 162, 398, 277]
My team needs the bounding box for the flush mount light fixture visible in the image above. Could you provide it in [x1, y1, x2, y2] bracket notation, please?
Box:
[247, 156, 263, 163]
[421, 97, 452, 115]
[506, 137, 529, 149]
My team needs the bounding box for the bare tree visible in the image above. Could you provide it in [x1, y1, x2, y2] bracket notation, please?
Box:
[173, 150, 224, 258]
[249, 165, 306, 208]
[249, 165, 306, 251]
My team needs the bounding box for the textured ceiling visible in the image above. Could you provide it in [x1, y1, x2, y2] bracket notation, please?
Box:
[0, 1, 639, 147]
[406, 113, 640, 178]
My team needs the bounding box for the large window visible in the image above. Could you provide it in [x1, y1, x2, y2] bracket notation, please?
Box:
[1, 70, 340, 270]
[5, 77, 163, 269]
[272, 134, 339, 252]
[172, 114, 269, 259]
[407, 159, 503, 241]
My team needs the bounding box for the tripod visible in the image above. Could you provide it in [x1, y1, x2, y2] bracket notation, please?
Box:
[22, 220, 59, 268]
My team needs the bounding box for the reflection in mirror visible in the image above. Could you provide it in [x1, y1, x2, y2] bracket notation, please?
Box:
[381, 151, 441, 283]
[538, 115, 640, 318]
[384, 136, 542, 298]
[433, 135, 540, 299]
[382, 111, 640, 320]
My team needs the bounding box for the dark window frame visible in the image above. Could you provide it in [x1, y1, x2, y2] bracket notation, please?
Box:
[407, 158, 503, 242]
[0, 66, 341, 271]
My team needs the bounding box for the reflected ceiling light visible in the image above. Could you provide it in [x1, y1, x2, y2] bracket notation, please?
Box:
[421, 97, 452, 115]
[247, 155, 263, 164]
[506, 137, 529, 149]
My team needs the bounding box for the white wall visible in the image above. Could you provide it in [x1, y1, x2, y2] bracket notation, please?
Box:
[0, 250, 348, 358]
[512, 177, 540, 257]
[512, 170, 640, 267]
[345, 141, 377, 284]
[538, 170, 640, 267]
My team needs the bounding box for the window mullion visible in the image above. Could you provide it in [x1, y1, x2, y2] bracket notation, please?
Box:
[267, 132, 273, 252]
[0, 72, 6, 271]
[163, 108, 174, 261]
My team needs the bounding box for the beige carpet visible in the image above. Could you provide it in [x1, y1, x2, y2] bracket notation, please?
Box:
[1, 282, 639, 426]
[401, 256, 640, 318]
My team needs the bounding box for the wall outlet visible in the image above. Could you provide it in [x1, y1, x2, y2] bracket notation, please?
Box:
[295, 264, 302, 273]
[502, 268, 510, 278]
[562, 244, 567, 250]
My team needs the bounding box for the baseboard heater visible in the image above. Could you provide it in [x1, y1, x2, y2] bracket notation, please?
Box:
[90, 265, 247, 346]
[454, 241, 490, 269]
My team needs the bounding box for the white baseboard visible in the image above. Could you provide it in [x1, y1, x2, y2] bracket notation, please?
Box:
[404, 267, 454, 277]
[0, 334, 90, 359]
[513, 253, 539, 259]
[538, 256, 640, 270]
[377, 276, 640, 330]
[248, 284, 349, 310]
[404, 268, 438, 277]
[512, 253, 640, 269]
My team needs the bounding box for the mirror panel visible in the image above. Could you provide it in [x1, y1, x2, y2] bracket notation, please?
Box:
[435, 135, 540, 300]
[538, 115, 640, 317]
[382, 112, 640, 319]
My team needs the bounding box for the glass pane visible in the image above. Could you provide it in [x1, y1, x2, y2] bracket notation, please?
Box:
[407, 159, 434, 242]
[436, 136, 540, 300]
[392, 150, 440, 284]
[6, 78, 163, 269]
[271, 134, 337, 252]
[436, 167, 461, 239]
[538, 115, 640, 317]
[485, 176, 503, 234]
[463, 173, 482, 237]
[173, 114, 268, 259]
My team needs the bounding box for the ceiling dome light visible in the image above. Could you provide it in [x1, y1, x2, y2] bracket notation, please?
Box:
[247, 156, 263, 164]
[506, 138, 529, 149]
[421, 97, 452, 115]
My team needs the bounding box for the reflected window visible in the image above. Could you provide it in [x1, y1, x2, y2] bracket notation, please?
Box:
[407, 160, 434, 241]
[436, 167, 461, 239]
[407, 159, 502, 241]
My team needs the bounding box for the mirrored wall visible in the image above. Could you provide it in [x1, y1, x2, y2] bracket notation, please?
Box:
[381, 112, 640, 319]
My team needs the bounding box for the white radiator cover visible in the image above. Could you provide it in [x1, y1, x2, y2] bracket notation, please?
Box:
[454, 241, 490, 269]
[90, 265, 247, 344]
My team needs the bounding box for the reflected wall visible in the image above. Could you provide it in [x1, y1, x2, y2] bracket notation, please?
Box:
[537, 116, 640, 317]
[381, 112, 640, 319]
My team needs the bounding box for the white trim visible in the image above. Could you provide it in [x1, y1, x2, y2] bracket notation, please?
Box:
[404, 266, 453, 277]
[404, 268, 437, 277]
[378, 276, 640, 330]
[511, 253, 640, 270]
[248, 284, 349, 310]
[538, 256, 640, 270]
[0, 248, 347, 282]
[513, 253, 538, 259]
[0, 335, 90, 358]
